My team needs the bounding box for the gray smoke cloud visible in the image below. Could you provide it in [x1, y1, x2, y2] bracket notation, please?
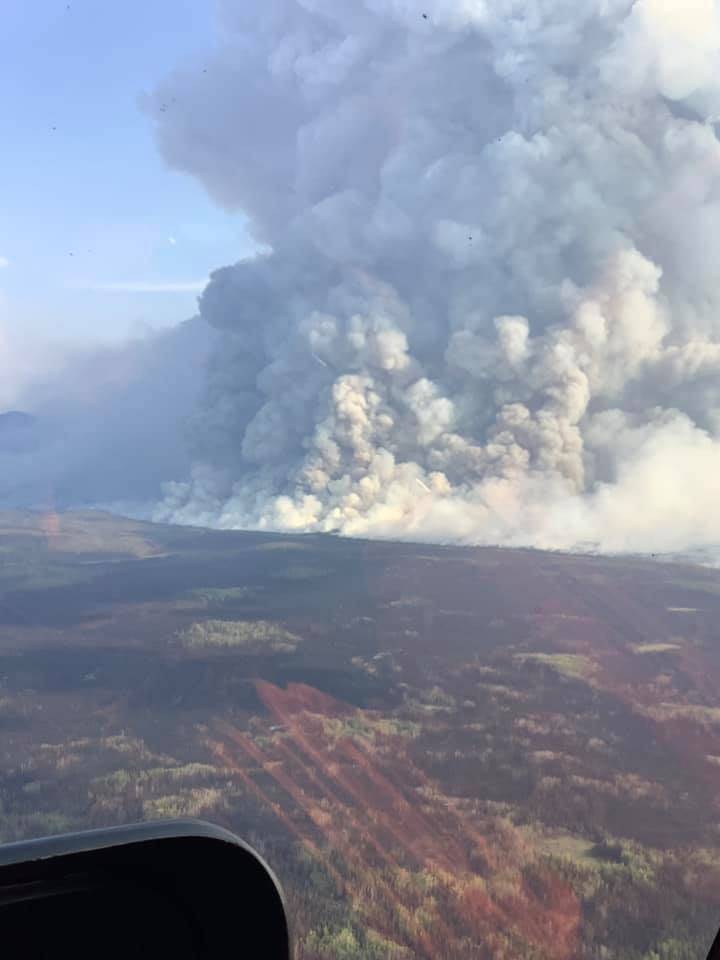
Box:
[0, 317, 213, 511]
[143, 0, 720, 554]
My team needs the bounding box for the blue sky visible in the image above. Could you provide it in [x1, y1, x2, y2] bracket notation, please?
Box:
[0, 0, 256, 345]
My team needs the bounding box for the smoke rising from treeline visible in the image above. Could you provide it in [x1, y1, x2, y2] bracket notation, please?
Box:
[146, 0, 720, 554]
[6, 0, 720, 557]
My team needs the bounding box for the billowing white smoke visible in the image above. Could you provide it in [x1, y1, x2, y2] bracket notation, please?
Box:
[150, 0, 720, 554]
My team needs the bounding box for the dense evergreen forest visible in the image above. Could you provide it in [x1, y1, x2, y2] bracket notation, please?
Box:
[1, 511, 719, 958]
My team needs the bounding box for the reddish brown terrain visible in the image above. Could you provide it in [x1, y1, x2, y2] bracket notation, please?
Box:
[1, 510, 719, 958]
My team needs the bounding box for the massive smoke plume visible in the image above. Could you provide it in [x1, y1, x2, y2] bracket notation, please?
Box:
[142, 0, 720, 554]
[7, 0, 719, 557]
[139, 0, 720, 554]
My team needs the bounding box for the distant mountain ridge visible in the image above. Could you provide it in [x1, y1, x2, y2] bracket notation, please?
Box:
[0, 410, 37, 431]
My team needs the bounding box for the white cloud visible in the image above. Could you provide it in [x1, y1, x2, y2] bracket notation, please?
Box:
[0, 256, 10, 269]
